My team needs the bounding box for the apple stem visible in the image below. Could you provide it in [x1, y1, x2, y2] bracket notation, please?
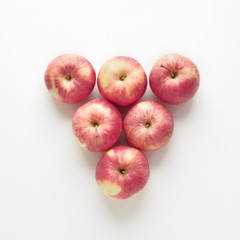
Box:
[160, 64, 175, 78]
[95, 124, 98, 138]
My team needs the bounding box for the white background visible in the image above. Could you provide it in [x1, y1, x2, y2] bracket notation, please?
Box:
[1, 0, 240, 239]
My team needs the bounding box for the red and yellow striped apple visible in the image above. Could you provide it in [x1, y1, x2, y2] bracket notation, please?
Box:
[97, 56, 147, 106]
[149, 53, 200, 104]
[72, 99, 122, 152]
[96, 146, 149, 199]
[124, 101, 174, 151]
[45, 54, 96, 103]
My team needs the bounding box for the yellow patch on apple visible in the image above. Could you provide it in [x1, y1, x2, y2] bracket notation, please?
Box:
[97, 180, 121, 197]
[51, 82, 61, 101]
[78, 66, 92, 79]
[121, 148, 135, 164]
[107, 149, 115, 157]
[93, 105, 111, 116]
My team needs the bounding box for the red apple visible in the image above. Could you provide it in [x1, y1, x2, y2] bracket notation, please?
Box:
[97, 56, 147, 106]
[124, 101, 174, 151]
[149, 53, 200, 104]
[72, 99, 122, 152]
[45, 54, 96, 103]
[96, 146, 150, 199]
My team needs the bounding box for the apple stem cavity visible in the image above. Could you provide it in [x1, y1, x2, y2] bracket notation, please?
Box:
[119, 75, 127, 81]
[144, 118, 152, 129]
[65, 73, 72, 81]
[160, 64, 176, 78]
[119, 168, 127, 176]
[145, 123, 151, 128]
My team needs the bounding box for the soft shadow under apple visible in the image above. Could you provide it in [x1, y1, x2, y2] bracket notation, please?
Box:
[76, 143, 102, 172]
[144, 143, 171, 169]
[51, 87, 103, 119]
[162, 98, 195, 120]
[100, 189, 146, 219]
[51, 96, 81, 119]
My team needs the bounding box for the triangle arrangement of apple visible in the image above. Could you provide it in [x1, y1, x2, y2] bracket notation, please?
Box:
[45, 53, 200, 200]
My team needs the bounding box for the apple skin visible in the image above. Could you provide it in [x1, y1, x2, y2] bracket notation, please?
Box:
[72, 99, 122, 152]
[123, 101, 174, 151]
[97, 56, 147, 106]
[45, 54, 96, 103]
[149, 53, 200, 104]
[96, 146, 150, 199]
